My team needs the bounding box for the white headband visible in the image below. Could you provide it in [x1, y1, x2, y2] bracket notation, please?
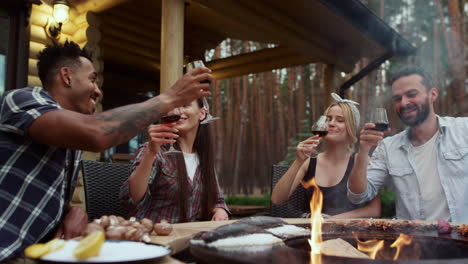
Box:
[330, 93, 360, 128]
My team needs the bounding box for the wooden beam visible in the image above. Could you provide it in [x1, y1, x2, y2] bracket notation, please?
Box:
[100, 14, 160, 44]
[72, 0, 131, 13]
[100, 26, 160, 57]
[160, 0, 184, 93]
[208, 54, 317, 80]
[324, 64, 340, 99]
[102, 46, 160, 73]
[101, 38, 159, 61]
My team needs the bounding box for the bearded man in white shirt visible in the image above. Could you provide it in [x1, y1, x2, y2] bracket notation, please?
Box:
[347, 65, 468, 222]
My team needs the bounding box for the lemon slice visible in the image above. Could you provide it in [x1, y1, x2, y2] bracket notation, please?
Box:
[46, 238, 65, 251]
[74, 231, 105, 259]
[24, 243, 52, 259]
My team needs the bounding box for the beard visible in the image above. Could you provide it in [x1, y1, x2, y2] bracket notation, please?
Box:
[397, 97, 431, 127]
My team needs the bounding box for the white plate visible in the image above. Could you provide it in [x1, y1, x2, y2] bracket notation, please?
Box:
[40, 240, 171, 263]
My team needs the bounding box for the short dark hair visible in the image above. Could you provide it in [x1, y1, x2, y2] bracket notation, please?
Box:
[37, 41, 92, 88]
[390, 65, 434, 90]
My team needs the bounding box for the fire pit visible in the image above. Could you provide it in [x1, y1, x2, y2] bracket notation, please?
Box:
[190, 219, 468, 264]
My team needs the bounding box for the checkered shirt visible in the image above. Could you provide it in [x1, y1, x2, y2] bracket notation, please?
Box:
[0, 87, 82, 261]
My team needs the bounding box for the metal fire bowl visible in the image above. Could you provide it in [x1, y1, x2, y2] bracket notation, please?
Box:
[190, 219, 468, 264]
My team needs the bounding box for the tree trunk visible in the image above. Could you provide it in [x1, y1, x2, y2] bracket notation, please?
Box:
[447, 0, 466, 114]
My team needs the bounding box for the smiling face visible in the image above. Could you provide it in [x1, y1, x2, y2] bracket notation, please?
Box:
[391, 74, 436, 127]
[67, 57, 101, 114]
[174, 99, 206, 134]
[325, 105, 349, 143]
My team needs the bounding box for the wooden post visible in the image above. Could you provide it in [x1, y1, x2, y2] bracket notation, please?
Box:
[160, 0, 184, 93]
[324, 64, 337, 103]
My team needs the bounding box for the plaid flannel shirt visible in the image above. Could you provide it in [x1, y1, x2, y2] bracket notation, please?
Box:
[120, 143, 229, 223]
[0, 87, 82, 261]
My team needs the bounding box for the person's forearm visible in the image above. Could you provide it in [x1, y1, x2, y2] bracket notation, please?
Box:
[92, 95, 172, 150]
[128, 149, 157, 203]
[330, 196, 381, 219]
[271, 159, 304, 204]
[30, 95, 173, 152]
[348, 150, 370, 194]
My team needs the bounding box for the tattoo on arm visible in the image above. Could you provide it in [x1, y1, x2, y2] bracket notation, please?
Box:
[95, 97, 162, 146]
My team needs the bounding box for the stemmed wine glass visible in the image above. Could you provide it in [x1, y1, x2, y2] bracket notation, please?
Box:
[303, 115, 328, 157]
[185, 60, 220, 124]
[370, 108, 389, 132]
[311, 115, 329, 137]
[160, 108, 181, 154]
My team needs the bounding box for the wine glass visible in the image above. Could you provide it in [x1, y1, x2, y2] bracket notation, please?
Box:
[311, 115, 329, 137]
[303, 115, 328, 157]
[370, 108, 389, 132]
[185, 60, 220, 124]
[160, 108, 181, 154]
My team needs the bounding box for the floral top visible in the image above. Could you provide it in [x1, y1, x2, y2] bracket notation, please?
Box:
[120, 143, 229, 223]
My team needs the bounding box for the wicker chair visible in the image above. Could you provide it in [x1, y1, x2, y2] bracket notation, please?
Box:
[81, 160, 132, 221]
[271, 164, 307, 218]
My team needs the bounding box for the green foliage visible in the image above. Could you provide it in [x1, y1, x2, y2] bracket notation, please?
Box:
[225, 193, 271, 206]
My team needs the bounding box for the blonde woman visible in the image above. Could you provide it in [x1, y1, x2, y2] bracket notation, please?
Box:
[271, 93, 381, 219]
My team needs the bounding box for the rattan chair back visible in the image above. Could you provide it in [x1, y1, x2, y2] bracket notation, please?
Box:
[271, 164, 307, 218]
[81, 160, 132, 221]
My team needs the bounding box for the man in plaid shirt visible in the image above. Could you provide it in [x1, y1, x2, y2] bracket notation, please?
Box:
[0, 41, 214, 262]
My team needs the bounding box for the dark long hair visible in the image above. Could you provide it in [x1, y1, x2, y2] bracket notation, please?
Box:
[175, 98, 217, 222]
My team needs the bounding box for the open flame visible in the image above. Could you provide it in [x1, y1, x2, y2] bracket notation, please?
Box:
[390, 233, 413, 260]
[302, 178, 414, 263]
[354, 233, 384, 259]
[302, 178, 323, 264]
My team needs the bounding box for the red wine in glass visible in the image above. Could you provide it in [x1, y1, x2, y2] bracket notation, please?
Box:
[161, 115, 181, 124]
[372, 122, 389, 132]
[312, 130, 328, 137]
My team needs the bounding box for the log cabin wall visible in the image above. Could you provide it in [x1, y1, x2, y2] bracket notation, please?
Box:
[29, 1, 104, 209]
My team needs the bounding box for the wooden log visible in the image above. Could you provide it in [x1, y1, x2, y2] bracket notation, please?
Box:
[32, 2, 52, 14]
[100, 14, 160, 43]
[30, 24, 53, 45]
[209, 55, 317, 80]
[74, 0, 131, 13]
[206, 46, 302, 70]
[72, 11, 100, 28]
[103, 8, 160, 30]
[30, 24, 73, 46]
[101, 38, 158, 61]
[319, 238, 371, 259]
[30, 9, 79, 36]
[100, 24, 159, 52]
[28, 75, 42, 87]
[160, 0, 184, 92]
[29, 41, 46, 59]
[73, 25, 101, 45]
[103, 48, 160, 73]
[28, 58, 39, 77]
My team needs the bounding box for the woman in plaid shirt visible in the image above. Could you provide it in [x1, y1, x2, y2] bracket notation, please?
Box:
[120, 98, 229, 223]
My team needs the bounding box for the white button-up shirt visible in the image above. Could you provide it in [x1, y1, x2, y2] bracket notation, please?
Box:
[348, 116, 468, 222]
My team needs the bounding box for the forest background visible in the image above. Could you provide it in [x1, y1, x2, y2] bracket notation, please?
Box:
[206, 0, 467, 214]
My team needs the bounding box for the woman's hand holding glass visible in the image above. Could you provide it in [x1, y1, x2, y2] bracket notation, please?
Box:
[297, 135, 321, 161]
[147, 123, 179, 155]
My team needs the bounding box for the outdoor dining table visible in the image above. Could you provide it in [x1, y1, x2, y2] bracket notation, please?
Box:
[150, 218, 312, 263]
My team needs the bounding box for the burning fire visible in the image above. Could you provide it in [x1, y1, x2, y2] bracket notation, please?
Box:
[302, 177, 414, 262]
[390, 233, 413, 260]
[302, 178, 323, 264]
[354, 233, 384, 259]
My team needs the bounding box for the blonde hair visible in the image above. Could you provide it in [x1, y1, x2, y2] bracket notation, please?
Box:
[323, 102, 358, 152]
